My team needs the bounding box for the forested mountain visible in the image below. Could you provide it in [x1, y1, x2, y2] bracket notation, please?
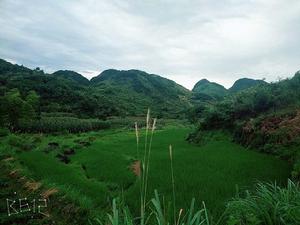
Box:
[0, 59, 108, 118]
[192, 79, 227, 101]
[91, 69, 191, 117]
[0, 58, 278, 121]
[0, 59, 191, 119]
[191, 77, 267, 107]
[52, 70, 90, 85]
[229, 78, 267, 93]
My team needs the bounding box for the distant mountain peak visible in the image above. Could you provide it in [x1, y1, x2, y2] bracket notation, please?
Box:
[52, 70, 89, 85]
[229, 78, 267, 93]
[195, 79, 210, 85]
[192, 78, 227, 100]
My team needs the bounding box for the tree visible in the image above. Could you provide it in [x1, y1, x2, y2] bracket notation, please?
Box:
[0, 89, 40, 130]
[4, 89, 24, 129]
[26, 90, 40, 118]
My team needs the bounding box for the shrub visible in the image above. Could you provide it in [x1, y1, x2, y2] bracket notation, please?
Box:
[292, 152, 300, 180]
[225, 180, 300, 225]
[0, 127, 9, 137]
[8, 134, 35, 151]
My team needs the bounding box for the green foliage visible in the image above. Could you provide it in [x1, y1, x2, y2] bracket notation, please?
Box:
[17, 116, 111, 133]
[0, 127, 9, 137]
[225, 180, 300, 225]
[26, 90, 40, 113]
[292, 152, 300, 180]
[190, 78, 267, 118]
[192, 79, 227, 100]
[10, 128, 290, 220]
[0, 59, 192, 119]
[91, 69, 191, 118]
[0, 88, 39, 129]
[8, 134, 35, 151]
[229, 78, 267, 93]
[100, 180, 300, 225]
[191, 73, 300, 129]
[97, 191, 210, 225]
[52, 70, 90, 85]
[190, 72, 300, 180]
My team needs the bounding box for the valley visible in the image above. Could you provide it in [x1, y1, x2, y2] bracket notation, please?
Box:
[1, 59, 300, 224]
[1, 126, 291, 223]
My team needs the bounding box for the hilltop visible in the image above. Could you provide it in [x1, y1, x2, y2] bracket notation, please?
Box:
[229, 78, 267, 93]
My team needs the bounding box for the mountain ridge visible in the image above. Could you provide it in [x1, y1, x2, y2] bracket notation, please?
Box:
[0, 59, 191, 118]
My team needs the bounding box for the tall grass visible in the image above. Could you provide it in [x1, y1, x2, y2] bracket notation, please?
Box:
[169, 145, 176, 224]
[225, 180, 300, 225]
[96, 109, 210, 225]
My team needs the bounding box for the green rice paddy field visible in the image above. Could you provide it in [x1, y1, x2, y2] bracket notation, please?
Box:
[13, 127, 291, 217]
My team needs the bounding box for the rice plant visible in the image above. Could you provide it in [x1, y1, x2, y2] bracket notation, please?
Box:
[96, 109, 211, 225]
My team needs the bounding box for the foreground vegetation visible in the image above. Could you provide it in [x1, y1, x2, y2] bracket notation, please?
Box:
[0, 125, 291, 224]
[96, 179, 300, 225]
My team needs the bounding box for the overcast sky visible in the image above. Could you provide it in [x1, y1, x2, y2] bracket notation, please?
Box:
[0, 0, 299, 89]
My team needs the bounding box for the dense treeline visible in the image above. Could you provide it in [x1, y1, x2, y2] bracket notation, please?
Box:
[0, 61, 118, 119]
[0, 58, 193, 134]
[0, 88, 111, 133]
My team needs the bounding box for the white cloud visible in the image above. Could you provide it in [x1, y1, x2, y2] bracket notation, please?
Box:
[0, 0, 299, 89]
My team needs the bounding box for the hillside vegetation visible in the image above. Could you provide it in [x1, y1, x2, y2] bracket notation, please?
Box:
[0, 58, 269, 124]
[91, 69, 191, 117]
[0, 59, 191, 120]
[192, 79, 227, 102]
[189, 71, 300, 180]
[191, 76, 266, 105]
[229, 78, 267, 93]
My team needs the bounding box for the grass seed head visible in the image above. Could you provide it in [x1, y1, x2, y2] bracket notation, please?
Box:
[135, 122, 139, 144]
[2, 157, 14, 162]
[42, 188, 58, 199]
[176, 208, 183, 225]
[24, 181, 42, 192]
[146, 108, 150, 130]
[152, 118, 157, 132]
[130, 160, 141, 177]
